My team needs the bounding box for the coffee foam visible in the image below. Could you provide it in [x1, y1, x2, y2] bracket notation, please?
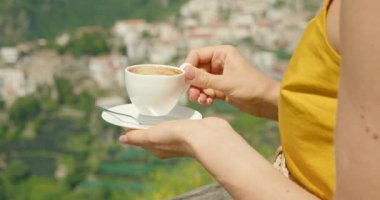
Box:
[129, 66, 182, 76]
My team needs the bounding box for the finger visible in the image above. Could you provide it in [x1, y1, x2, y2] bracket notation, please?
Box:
[206, 97, 213, 105]
[185, 46, 228, 73]
[198, 93, 207, 104]
[184, 66, 195, 81]
[198, 63, 211, 73]
[120, 130, 148, 146]
[186, 65, 227, 92]
[203, 88, 216, 98]
[188, 87, 201, 101]
[202, 89, 215, 105]
[185, 46, 228, 66]
[185, 47, 216, 67]
[203, 88, 225, 100]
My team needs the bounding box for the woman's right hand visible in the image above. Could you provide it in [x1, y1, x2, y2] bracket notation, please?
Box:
[184, 45, 280, 119]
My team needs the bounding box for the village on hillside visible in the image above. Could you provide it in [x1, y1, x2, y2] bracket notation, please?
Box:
[0, 0, 313, 107]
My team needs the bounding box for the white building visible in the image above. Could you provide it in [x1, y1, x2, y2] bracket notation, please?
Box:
[112, 20, 151, 63]
[181, 0, 223, 26]
[212, 23, 232, 41]
[113, 19, 147, 39]
[88, 55, 127, 89]
[252, 51, 277, 74]
[150, 23, 180, 41]
[149, 40, 178, 64]
[22, 51, 58, 87]
[0, 47, 19, 64]
[0, 68, 34, 104]
[55, 33, 70, 46]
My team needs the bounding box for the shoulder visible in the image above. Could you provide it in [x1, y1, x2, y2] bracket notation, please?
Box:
[326, 0, 341, 54]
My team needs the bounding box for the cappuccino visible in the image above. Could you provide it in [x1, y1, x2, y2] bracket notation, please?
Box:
[129, 66, 182, 76]
[125, 63, 191, 116]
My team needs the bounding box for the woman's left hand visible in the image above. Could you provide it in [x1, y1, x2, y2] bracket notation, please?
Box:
[119, 117, 235, 159]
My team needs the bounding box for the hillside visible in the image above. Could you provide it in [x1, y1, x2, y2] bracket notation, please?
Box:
[0, 0, 187, 45]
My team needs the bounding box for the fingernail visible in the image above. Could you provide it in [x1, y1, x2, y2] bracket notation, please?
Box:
[206, 98, 213, 104]
[185, 67, 195, 80]
[119, 135, 128, 143]
[198, 97, 205, 104]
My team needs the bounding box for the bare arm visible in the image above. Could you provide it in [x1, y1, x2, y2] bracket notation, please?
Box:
[335, 0, 380, 199]
[122, 118, 318, 199]
[191, 119, 318, 200]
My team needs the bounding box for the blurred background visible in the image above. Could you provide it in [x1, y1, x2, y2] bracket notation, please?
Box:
[0, 0, 320, 199]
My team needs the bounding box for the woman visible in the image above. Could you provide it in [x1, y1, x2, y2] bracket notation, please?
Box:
[119, 0, 380, 199]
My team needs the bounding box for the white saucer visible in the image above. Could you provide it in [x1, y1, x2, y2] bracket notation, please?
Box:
[101, 104, 202, 129]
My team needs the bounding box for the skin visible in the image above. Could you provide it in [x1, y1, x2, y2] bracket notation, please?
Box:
[335, 0, 380, 199]
[184, 45, 280, 120]
[120, 0, 380, 199]
[120, 45, 315, 200]
[121, 118, 318, 199]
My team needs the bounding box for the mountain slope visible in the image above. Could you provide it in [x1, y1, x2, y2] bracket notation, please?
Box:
[0, 0, 186, 44]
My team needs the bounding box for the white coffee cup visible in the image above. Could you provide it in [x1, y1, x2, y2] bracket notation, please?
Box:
[125, 63, 191, 116]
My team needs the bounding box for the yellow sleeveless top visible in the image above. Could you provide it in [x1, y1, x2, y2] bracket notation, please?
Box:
[279, 0, 340, 199]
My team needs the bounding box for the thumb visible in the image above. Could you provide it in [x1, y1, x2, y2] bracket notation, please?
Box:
[185, 65, 226, 91]
[120, 130, 148, 146]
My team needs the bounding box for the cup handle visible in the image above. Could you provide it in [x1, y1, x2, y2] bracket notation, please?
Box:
[179, 63, 192, 93]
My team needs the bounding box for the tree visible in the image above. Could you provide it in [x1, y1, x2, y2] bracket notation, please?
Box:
[54, 77, 76, 104]
[9, 95, 41, 126]
[0, 125, 9, 141]
[61, 32, 110, 57]
[0, 176, 8, 200]
[0, 99, 5, 110]
[65, 163, 87, 190]
[5, 160, 31, 183]
[76, 90, 94, 115]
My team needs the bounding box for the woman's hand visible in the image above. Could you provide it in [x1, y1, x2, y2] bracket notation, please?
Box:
[119, 117, 236, 159]
[119, 117, 318, 200]
[184, 45, 279, 119]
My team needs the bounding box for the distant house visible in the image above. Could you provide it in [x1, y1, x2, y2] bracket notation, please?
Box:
[185, 33, 216, 50]
[150, 22, 180, 41]
[23, 51, 58, 87]
[252, 51, 277, 74]
[55, 33, 71, 46]
[112, 20, 150, 63]
[113, 19, 147, 38]
[0, 68, 34, 105]
[0, 47, 19, 64]
[149, 39, 178, 64]
[88, 55, 127, 89]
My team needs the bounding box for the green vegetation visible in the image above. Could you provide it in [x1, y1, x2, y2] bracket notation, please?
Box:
[0, 99, 5, 110]
[9, 95, 41, 127]
[55, 77, 76, 104]
[272, 0, 286, 9]
[0, 77, 279, 199]
[57, 32, 111, 57]
[0, 0, 187, 44]
[274, 49, 292, 60]
[65, 163, 88, 190]
[305, 0, 322, 12]
[4, 160, 31, 183]
[0, 76, 218, 199]
[0, 0, 285, 198]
